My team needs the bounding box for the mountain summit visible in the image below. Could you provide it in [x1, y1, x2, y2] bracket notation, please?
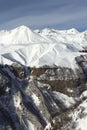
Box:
[0, 25, 87, 69]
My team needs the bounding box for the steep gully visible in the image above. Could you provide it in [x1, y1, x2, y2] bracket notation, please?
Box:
[0, 65, 47, 130]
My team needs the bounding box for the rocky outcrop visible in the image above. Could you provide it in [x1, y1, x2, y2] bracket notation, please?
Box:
[31, 66, 86, 97]
[76, 54, 87, 77]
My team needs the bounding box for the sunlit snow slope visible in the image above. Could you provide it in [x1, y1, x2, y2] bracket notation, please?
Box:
[0, 25, 87, 69]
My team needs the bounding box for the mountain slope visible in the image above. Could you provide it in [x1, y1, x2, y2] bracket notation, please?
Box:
[0, 26, 87, 130]
[0, 25, 87, 69]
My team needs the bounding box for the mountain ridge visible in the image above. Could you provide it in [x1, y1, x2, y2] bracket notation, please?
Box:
[0, 25, 87, 69]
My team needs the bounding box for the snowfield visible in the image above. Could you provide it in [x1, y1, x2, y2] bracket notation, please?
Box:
[0, 25, 87, 69]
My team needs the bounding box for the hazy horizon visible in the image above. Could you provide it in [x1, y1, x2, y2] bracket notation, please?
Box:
[0, 0, 87, 31]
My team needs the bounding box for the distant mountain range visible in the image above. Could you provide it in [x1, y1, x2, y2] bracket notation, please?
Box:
[0, 25, 87, 69]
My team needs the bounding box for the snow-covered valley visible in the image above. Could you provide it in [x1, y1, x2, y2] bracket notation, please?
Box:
[0, 26, 87, 130]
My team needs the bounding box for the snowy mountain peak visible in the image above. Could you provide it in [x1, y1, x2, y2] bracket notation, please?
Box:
[14, 25, 32, 32]
[67, 28, 78, 34]
[0, 25, 47, 44]
[0, 26, 87, 69]
[16, 25, 29, 29]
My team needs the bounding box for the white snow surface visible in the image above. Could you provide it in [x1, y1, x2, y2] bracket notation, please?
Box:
[53, 91, 76, 108]
[0, 25, 87, 69]
[70, 99, 87, 130]
[32, 93, 40, 106]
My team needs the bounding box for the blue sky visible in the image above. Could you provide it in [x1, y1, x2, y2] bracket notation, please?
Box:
[0, 0, 87, 31]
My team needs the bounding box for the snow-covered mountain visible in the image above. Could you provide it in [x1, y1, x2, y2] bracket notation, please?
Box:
[0, 25, 87, 69]
[0, 26, 87, 130]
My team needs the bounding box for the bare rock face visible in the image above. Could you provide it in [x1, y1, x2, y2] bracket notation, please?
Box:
[31, 66, 86, 97]
[76, 54, 87, 76]
[0, 55, 87, 130]
[0, 65, 11, 96]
